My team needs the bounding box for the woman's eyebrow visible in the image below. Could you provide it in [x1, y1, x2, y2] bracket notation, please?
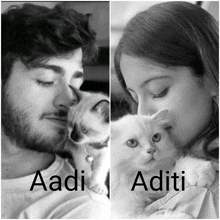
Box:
[141, 76, 171, 88]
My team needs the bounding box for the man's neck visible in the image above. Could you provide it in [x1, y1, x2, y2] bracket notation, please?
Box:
[2, 131, 55, 179]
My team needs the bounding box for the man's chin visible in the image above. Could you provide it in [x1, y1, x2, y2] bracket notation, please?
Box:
[42, 124, 66, 137]
[43, 133, 67, 152]
[16, 130, 67, 154]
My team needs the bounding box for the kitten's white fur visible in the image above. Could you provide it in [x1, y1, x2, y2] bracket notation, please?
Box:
[111, 109, 216, 218]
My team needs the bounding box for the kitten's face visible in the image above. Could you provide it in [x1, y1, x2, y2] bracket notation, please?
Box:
[67, 90, 109, 146]
[111, 115, 153, 170]
[111, 110, 180, 171]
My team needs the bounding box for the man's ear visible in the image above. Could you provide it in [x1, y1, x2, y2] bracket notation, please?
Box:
[151, 109, 172, 129]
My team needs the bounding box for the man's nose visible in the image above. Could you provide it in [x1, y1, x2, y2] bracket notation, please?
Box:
[53, 84, 78, 111]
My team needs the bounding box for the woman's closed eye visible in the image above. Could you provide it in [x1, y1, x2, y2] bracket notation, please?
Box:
[151, 88, 169, 99]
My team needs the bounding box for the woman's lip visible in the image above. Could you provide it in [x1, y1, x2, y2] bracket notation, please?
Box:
[45, 117, 67, 128]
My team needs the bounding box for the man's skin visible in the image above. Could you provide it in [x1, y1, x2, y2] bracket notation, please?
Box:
[2, 49, 84, 179]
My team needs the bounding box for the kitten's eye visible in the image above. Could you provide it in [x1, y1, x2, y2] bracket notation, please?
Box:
[68, 121, 73, 128]
[126, 139, 138, 148]
[81, 125, 88, 134]
[152, 133, 161, 142]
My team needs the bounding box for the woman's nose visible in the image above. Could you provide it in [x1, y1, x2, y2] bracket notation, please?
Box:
[53, 85, 78, 111]
[137, 99, 156, 116]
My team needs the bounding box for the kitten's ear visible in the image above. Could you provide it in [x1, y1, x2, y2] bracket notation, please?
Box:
[68, 85, 82, 105]
[151, 109, 172, 129]
[91, 100, 109, 123]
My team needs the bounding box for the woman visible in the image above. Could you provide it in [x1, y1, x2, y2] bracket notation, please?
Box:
[114, 1, 218, 218]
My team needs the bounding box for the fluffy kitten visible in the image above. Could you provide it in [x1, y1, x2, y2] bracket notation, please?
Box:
[67, 87, 110, 195]
[111, 109, 216, 218]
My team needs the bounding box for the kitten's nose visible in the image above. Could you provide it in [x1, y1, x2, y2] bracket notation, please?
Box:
[70, 124, 81, 142]
[147, 148, 155, 154]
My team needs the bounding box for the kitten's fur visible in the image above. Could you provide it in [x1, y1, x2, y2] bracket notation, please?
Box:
[111, 109, 216, 218]
[67, 87, 110, 195]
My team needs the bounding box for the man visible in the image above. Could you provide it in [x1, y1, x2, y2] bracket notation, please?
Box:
[2, 3, 110, 219]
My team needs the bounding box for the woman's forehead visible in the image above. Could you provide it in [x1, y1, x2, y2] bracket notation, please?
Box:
[120, 54, 167, 85]
[120, 54, 196, 90]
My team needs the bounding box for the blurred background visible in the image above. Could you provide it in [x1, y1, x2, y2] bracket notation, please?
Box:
[1, 1, 109, 95]
[111, 1, 219, 120]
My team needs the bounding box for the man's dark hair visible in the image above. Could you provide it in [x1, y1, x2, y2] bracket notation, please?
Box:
[2, 3, 97, 85]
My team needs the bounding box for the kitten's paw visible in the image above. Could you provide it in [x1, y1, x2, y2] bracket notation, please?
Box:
[88, 180, 108, 195]
[186, 161, 216, 187]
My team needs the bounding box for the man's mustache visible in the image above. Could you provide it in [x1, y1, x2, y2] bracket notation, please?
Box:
[40, 111, 67, 120]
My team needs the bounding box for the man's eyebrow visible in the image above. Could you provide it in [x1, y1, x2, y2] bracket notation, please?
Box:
[33, 64, 64, 75]
[141, 76, 171, 88]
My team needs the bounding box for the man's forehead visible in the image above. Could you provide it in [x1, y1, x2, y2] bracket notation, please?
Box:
[45, 49, 83, 67]
[15, 48, 82, 71]
[36, 49, 83, 75]
[10, 49, 84, 80]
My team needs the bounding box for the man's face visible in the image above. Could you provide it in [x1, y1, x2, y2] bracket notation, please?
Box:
[2, 49, 84, 153]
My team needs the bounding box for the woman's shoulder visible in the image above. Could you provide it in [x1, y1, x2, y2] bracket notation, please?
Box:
[144, 172, 219, 218]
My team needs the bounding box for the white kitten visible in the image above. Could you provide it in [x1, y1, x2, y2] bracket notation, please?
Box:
[111, 109, 216, 218]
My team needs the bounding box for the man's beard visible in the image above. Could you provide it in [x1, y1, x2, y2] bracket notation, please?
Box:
[2, 89, 67, 154]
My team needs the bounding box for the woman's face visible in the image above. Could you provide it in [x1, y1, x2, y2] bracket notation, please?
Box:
[120, 54, 214, 147]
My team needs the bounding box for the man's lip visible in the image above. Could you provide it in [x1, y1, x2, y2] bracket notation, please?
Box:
[44, 117, 67, 128]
